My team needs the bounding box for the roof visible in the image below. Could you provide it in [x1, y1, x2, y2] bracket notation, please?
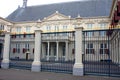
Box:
[6, 0, 112, 22]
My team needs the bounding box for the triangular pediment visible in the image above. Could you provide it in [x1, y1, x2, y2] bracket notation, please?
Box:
[43, 11, 70, 21]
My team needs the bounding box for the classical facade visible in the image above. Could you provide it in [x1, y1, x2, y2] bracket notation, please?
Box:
[0, 0, 119, 76]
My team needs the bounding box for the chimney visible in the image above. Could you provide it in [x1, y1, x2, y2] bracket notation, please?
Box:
[22, 0, 27, 8]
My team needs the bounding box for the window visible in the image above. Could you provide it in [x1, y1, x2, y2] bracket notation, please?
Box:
[23, 43, 30, 53]
[26, 26, 31, 33]
[100, 43, 109, 54]
[86, 43, 94, 54]
[99, 23, 107, 29]
[46, 26, 51, 31]
[63, 26, 67, 30]
[86, 32, 93, 37]
[25, 43, 29, 50]
[0, 24, 4, 30]
[16, 44, 20, 53]
[55, 26, 59, 31]
[86, 23, 93, 29]
[100, 43, 107, 49]
[16, 27, 21, 33]
[99, 31, 106, 36]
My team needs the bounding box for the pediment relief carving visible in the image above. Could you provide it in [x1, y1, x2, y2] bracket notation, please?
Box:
[43, 12, 69, 21]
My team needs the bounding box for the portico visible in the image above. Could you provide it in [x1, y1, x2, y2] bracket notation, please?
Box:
[41, 41, 70, 61]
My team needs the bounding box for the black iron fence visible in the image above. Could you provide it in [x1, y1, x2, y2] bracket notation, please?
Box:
[9, 32, 75, 73]
[83, 29, 120, 77]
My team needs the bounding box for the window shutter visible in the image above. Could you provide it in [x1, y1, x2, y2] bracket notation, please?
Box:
[92, 49, 95, 54]
[86, 49, 88, 54]
[33, 33, 35, 37]
[105, 49, 109, 54]
[72, 48, 75, 54]
[13, 48, 16, 53]
[33, 48, 34, 53]
[100, 49, 102, 54]
[23, 48, 26, 53]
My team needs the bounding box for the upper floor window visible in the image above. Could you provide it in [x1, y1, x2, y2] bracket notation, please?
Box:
[86, 23, 93, 29]
[55, 26, 59, 31]
[99, 23, 107, 29]
[86, 43, 94, 54]
[26, 26, 31, 33]
[0, 24, 4, 30]
[16, 27, 21, 33]
[46, 26, 51, 31]
[63, 26, 67, 30]
[86, 32, 94, 37]
[87, 43, 93, 49]
[100, 43, 109, 54]
[25, 43, 29, 50]
[100, 43, 107, 49]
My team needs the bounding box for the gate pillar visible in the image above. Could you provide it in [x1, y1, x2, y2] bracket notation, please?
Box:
[31, 30, 42, 72]
[73, 27, 83, 76]
[1, 32, 10, 69]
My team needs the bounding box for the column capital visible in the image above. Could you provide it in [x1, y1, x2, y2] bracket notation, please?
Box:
[65, 41, 69, 43]
[4, 31, 11, 34]
[35, 29, 42, 33]
[75, 27, 83, 31]
[47, 41, 50, 43]
[56, 41, 59, 43]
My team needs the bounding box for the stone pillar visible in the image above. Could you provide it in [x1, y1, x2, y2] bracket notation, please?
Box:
[73, 27, 83, 76]
[47, 42, 50, 61]
[65, 41, 69, 61]
[119, 32, 120, 67]
[1, 32, 10, 69]
[31, 30, 42, 72]
[55, 41, 59, 61]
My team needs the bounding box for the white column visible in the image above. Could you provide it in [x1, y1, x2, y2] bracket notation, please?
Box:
[65, 41, 69, 61]
[47, 42, 50, 61]
[31, 30, 42, 72]
[42, 43, 45, 59]
[73, 27, 83, 76]
[55, 41, 59, 61]
[1, 32, 10, 69]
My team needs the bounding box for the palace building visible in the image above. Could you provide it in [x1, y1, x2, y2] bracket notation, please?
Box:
[0, 0, 120, 77]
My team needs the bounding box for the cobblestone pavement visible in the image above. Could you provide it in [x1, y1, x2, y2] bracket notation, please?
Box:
[0, 69, 119, 80]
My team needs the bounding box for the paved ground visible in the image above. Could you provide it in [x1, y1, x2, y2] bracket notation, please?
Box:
[0, 69, 119, 80]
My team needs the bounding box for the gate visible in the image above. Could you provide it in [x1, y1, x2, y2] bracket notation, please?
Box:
[41, 31, 75, 73]
[83, 29, 120, 77]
